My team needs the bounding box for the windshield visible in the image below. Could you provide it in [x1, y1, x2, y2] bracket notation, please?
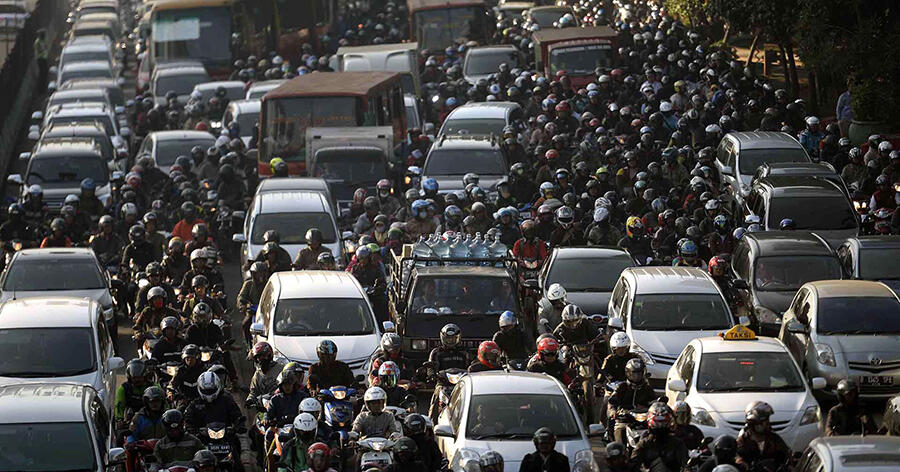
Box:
[738, 148, 810, 175]
[859, 248, 900, 280]
[48, 93, 108, 108]
[630, 293, 731, 331]
[547, 255, 632, 291]
[465, 50, 520, 76]
[768, 196, 857, 231]
[155, 138, 214, 167]
[697, 352, 805, 393]
[466, 394, 579, 439]
[441, 118, 506, 136]
[250, 212, 336, 245]
[0, 422, 96, 471]
[274, 298, 375, 336]
[0, 328, 96, 377]
[27, 154, 107, 186]
[817, 296, 900, 334]
[529, 9, 569, 26]
[312, 150, 387, 183]
[4, 258, 105, 291]
[549, 44, 613, 75]
[261, 97, 359, 163]
[155, 73, 209, 96]
[414, 6, 488, 52]
[754, 256, 842, 291]
[152, 7, 232, 65]
[411, 276, 515, 315]
[233, 112, 259, 138]
[424, 149, 505, 175]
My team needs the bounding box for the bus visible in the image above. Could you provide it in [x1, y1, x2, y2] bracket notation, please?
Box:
[150, 0, 234, 78]
[258, 71, 407, 177]
[407, 0, 492, 54]
[233, 0, 335, 63]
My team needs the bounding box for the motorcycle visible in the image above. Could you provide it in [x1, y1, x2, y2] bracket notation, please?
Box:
[134, 327, 161, 360]
[432, 368, 466, 422]
[567, 343, 598, 425]
[357, 436, 395, 471]
[267, 421, 295, 472]
[124, 438, 157, 472]
[320, 386, 358, 471]
[617, 409, 649, 451]
[2, 239, 24, 269]
[200, 421, 235, 470]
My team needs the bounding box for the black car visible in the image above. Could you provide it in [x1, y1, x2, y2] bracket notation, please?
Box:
[837, 235, 900, 295]
[534, 246, 635, 317]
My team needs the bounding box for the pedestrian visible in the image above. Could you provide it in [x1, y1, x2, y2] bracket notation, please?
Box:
[33, 29, 48, 92]
[836, 78, 853, 138]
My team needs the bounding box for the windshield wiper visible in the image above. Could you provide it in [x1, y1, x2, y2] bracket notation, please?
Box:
[470, 433, 533, 440]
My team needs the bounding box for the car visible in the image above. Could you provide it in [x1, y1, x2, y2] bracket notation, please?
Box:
[33, 122, 120, 166]
[151, 66, 211, 105]
[8, 137, 112, 210]
[233, 178, 341, 277]
[438, 101, 523, 137]
[836, 236, 900, 294]
[192, 80, 247, 103]
[78, 12, 121, 36]
[136, 130, 216, 173]
[36, 101, 129, 156]
[0, 383, 124, 471]
[525, 5, 577, 28]
[70, 19, 116, 41]
[433, 371, 601, 472]
[422, 135, 507, 195]
[54, 60, 116, 90]
[75, 0, 117, 17]
[245, 79, 286, 100]
[58, 77, 126, 108]
[462, 45, 524, 84]
[0, 0, 29, 30]
[730, 231, 843, 335]
[534, 246, 635, 316]
[716, 131, 811, 210]
[140, 59, 205, 92]
[607, 267, 736, 391]
[495, 1, 534, 21]
[796, 436, 900, 472]
[58, 42, 115, 71]
[751, 161, 846, 195]
[779, 280, 900, 399]
[742, 176, 859, 247]
[0, 297, 124, 413]
[46, 88, 115, 113]
[250, 271, 383, 380]
[222, 99, 260, 147]
[664, 325, 824, 452]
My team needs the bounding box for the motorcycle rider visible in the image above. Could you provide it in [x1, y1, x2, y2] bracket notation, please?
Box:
[122, 224, 158, 271]
[553, 304, 601, 346]
[403, 414, 445, 472]
[184, 372, 246, 468]
[376, 179, 402, 215]
[512, 219, 549, 272]
[169, 344, 205, 405]
[672, 401, 704, 449]
[151, 409, 205, 472]
[352, 387, 401, 439]
[600, 332, 639, 382]
[631, 402, 689, 472]
[405, 199, 438, 239]
[115, 359, 156, 431]
[246, 341, 285, 408]
[90, 215, 125, 267]
[427, 323, 468, 418]
[278, 413, 318, 472]
[350, 246, 386, 294]
[519, 428, 570, 472]
[238, 262, 268, 343]
[180, 251, 225, 300]
[184, 302, 236, 381]
[162, 238, 190, 285]
[369, 333, 411, 383]
[698, 435, 739, 472]
[469, 340, 504, 373]
[0, 203, 35, 249]
[150, 315, 185, 363]
[78, 178, 105, 218]
[608, 358, 655, 444]
[244, 230, 292, 270]
[40, 218, 72, 247]
[128, 386, 167, 443]
[306, 339, 356, 392]
[192, 449, 218, 472]
[136, 262, 176, 312]
[537, 283, 567, 335]
[825, 378, 875, 436]
[385, 437, 428, 472]
[492, 311, 533, 360]
[735, 401, 790, 471]
[293, 228, 332, 269]
[172, 202, 205, 242]
[135, 288, 181, 341]
[527, 337, 572, 384]
[307, 442, 336, 472]
[266, 367, 309, 426]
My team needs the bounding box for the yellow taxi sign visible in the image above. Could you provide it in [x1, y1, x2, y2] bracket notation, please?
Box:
[720, 324, 757, 340]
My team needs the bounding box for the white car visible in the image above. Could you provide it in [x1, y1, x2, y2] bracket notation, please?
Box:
[434, 371, 602, 472]
[664, 326, 825, 451]
[250, 271, 383, 381]
[607, 267, 735, 391]
[222, 99, 260, 147]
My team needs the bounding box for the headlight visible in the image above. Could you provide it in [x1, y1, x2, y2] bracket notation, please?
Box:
[411, 339, 428, 351]
[630, 343, 654, 365]
[800, 405, 820, 425]
[755, 306, 781, 325]
[573, 449, 598, 472]
[102, 306, 114, 321]
[815, 343, 836, 366]
[208, 428, 225, 439]
[693, 407, 716, 427]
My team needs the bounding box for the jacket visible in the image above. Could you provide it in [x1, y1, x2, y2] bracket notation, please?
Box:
[184, 394, 245, 431]
[278, 437, 312, 472]
[266, 389, 310, 425]
[128, 408, 166, 442]
[600, 353, 640, 382]
[608, 381, 656, 414]
[493, 326, 533, 360]
[307, 360, 356, 391]
[518, 450, 570, 472]
[152, 433, 204, 469]
[825, 403, 876, 436]
[351, 410, 401, 439]
[247, 360, 286, 407]
[631, 433, 688, 471]
[735, 427, 790, 470]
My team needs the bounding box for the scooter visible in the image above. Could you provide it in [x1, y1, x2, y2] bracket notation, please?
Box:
[357, 436, 395, 471]
[433, 369, 466, 422]
[320, 386, 358, 431]
[200, 421, 235, 470]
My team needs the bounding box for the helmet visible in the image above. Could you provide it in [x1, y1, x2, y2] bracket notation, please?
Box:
[307, 442, 331, 461]
[395, 436, 418, 457]
[50, 218, 65, 232]
[712, 435, 737, 461]
[182, 344, 200, 360]
[679, 240, 698, 257]
[537, 337, 560, 360]
[708, 256, 727, 276]
[316, 339, 338, 362]
[561, 304, 584, 328]
[836, 378, 859, 405]
[610, 331, 630, 350]
[142, 385, 164, 409]
[378, 361, 400, 388]
[381, 332, 401, 357]
[440, 323, 461, 348]
[779, 218, 796, 230]
[192, 302, 212, 325]
[555, 206, 574, 227]
[673, 401, 691, 426]
[251, 341, 274, 363]
[712, 466, 740, 472]
[625, 358, 646, 384]
[192, 274, 210, 288]
[533, 427, 556, 448]
[305, 228, 323, 244]
[480, 451, 504, 472]
[128, 224, 145, 241]
[293, 413, 318, 441]
[745, 400, 774, 424]
[626, 216, 644, 238]
[477, 340, 501, 368]
[499, 311, 516, 328]
[404, 413, 427, 436]
[193, 449, 217, 468]
[606, 442, 627, 460]
[126, 359, 147, 381]
[647, 402, 674, 432]
[300, 397, 322, 417]
[363, 386, 387, 413]
[197, 371, 222, 402]
[162, 409, 184, 434]
[546, 283, 567, 302]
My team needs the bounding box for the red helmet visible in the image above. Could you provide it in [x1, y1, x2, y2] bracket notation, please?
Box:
[647, 402, 674, 432]
[631, 118, 643, 129]
[555, 101, 571, 113]
[251, 341, 273, 361]
[307, 442, 331, 458]
[708, 256, 726, 276]
[610, 68, 624, 79]
[194, 122, 209, 131]
[477, 341, 501, 368]
[537, 337, 560, 357]
[555, 70, 567, 78]
[544, 149, 559, 161]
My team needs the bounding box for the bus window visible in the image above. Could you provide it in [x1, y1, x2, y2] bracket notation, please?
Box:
[261, 96, 360, 162]
[153, 7, 232, 68]
[414, 6, 487, 52]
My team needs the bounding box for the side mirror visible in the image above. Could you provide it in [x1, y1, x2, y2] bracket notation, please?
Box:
[433, 424, 454, 438]
[47, 81, 56, 92]
[250, 322, 265, 335]
[382, 321, 396, 333]
[28, 125, 39, 135]
[354, 374, 365, 383]
[732, 279, 749, 290]
[6, 174, 23, 185]
[115, 105, 125, 114]
[107, 447, 126, 465]
[811, 377, 826, 390]
[786, 320, 809, 335]
[117, 77, 126, 86]
[48, 66, 58, 77]
[523, 278, 539, 289]
[108, 356, 125, 371]
[232, 233, 247, 243]
[608, 317, 624, 330]
[722, 165, 733, 176]
[667, 378, 687, 392]
[342, 230, 355, 241]
[120, 127, 131, 138]
[27, 131, 39, 141]
[30, 111, 43, 122]
[588, 424, 606, 437]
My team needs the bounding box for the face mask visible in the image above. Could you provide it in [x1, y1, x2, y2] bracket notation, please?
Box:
[752, 423, 766, 434]
[153, 299, 164, 309]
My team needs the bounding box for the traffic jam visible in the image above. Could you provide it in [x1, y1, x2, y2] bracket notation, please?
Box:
[0, 0, 898, 471]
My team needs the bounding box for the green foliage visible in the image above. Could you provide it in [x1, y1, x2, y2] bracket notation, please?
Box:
[850, 79, 892, 122]
[663, 0, 710, 27]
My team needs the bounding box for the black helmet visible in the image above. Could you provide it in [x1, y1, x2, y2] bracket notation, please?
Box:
[836, 378, 859, 405]
[263, 229, 280, 243]
[182, 343, 200, 359]
[394, 436, 418, 455]
[532, 427, 556, 448]
[711, 435, 737, 461]
[193, 449, 217, 468]
[146, 262, 163, 277]
[126, 359, 147, 381]
[316, 339, 337, 361]
[404, 413, 427, 436]
[142, 385, 164, 408]
[440, 323, 461, 348]
[162, 409, 184, 432]
[192, 274, 209, 288]
[129, 224, 145, 241]
[625, 358, 646, 384]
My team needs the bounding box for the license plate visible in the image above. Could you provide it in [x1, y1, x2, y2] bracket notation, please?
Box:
[859, 375, 894, 386]
[208, 443, 230, 453]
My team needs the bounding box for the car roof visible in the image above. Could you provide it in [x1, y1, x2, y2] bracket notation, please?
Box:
[151, 130, 215, 141]
[0, 383, 91, 424]
[622, 266, 719, 294]
[50, 88, 106, 98]
[271, 271, 365, 299]
[34, 137, 102, 155]
[16, 248, 97, 259]
[725, 131, 804, 150]
[757, 175, 845, 197]
[62, 42, 110, 52]
[529, 5, 570, 11]
[0, 297, 96, 328]
[61, 60, 112, 71]
[467, 45, 517, 53]
[153, 66, 208, 78]
[805, 280, 896, 298]
[466, 371, 565, 395]
[744, 231, 833, 257]
[696, 335, 788, 354]
[846, 235, 900, 249]
[256, 177, 329, 194]
[248, 80, 286, 91]
[414, 266, 512, 277]
[195, 80, 245, 91]
[432, 134, 500, 149]
[258, 191, 327, 213]
[228, 99, 260, 114]
[758, 162, 837, 175]
[811, 436, 900, 469]
[553, 246, 633, 260]
[44, 122, 107, 136]
[49, 101, 110, 114]
[446, 101, 519, 120]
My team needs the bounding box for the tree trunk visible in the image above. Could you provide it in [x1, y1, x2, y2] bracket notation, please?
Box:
[786, 42, 801, 100]
[721, 23, 731, 44]
[779, 43, 792, 96]
[745, 32, 760, 69]
[808, 69, 819, 115]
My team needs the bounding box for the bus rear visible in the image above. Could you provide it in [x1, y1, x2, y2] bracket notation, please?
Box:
[408, 0, 492, 53]
[151, 0, 234, 78]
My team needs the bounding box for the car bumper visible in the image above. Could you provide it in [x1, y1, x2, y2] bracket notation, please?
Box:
[811, 368, 900, 400]
[696, 421, 820, 452]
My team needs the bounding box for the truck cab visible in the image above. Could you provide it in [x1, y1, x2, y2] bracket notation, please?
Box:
[532, 26, 617, 88]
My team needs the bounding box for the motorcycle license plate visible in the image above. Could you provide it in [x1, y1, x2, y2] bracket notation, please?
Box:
[207, 443, 230, 453]
[859, 375, 894, 386]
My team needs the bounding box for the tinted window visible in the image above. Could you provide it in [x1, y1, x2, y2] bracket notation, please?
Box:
[630, 293, 731, 330]
[696, 352, 805, 392]
[49, 115, 114, 135]
[312, 150, 387, 182]
[261, 97, 359, 163]
[155, 73, 210, 96]
[155, 137, 215, 166]
[424, 149, 505, 175]
[60, 67, 112, 83]
[153, 7, 232, 64]
[411, 276, 515, 315]
[465, 50, 520, 75]
[0, 422, 97, 471]
[754, 256, 842, 291]
[549, 44, 612, 75]
[63, 50, 110, 64]
[274, 298, 375, 335]
[441, 119, 506, 136]
[546, 255, 633, 291]
[767, 196, 857, 230]
[413, 6, 488, 52]
[738, 148, 810, 174]
[817, 296, 900, 334]
[4, 258, 106, 291]
[0, 327, 96, 376]
[466, 394, 579, 439]
[27, 154, 107, 186]
[858, 248, 900, 280]
[251, 212, 336, 244]
[528, 9, 568, 27]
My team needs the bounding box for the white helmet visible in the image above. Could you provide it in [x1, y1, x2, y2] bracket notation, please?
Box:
[547, 283, 567, 302]
[712, 466, 739, 472]
[805, 116, 819, 126]
[197, 371, 221, 402]
[299, 397, 322, 417]
[364, 386, 387, 402]
[293, 412, 318, 432]
[610, 331, 630, 349]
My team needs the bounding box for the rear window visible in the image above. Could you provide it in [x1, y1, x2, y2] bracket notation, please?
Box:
[155, 138, 215, 167]
[465, 50, 520, 76]
[441, 118, 506, 137]
[251, 212, 336, 245]
[424, 149, 505, 175]
[767, 196, 857, 230]
[738, 148, 810, 174]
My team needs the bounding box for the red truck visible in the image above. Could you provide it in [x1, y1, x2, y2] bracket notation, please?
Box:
[532, 26, 617, 89]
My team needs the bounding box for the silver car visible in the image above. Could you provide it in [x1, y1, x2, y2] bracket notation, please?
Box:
[797, 436, 900, 472]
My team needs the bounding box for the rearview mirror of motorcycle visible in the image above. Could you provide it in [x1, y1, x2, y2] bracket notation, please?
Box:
[732, 279, 749, 290]
[250, 322, 265, 335]
[608, 317, 624, 330]
[588, 424, 606, 437]
[382, 321, 396, 333]
[522, 278, 539, 289]
[667, 379, 686, 392]
[434, 424, 454, 438]
[342, 231, 355, 241]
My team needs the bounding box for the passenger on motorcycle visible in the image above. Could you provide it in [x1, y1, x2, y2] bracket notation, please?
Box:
[605, 442, 638, 472]
[116, 359, 158, 428]
[527, 337, 573, 384]
[184, 223, 215, 256]
[350, 245, 386, 291]
[150, 315, 185, 362]
[519, 428, 570, 472]
[122, 224, 158, 271]
[825, 378, 875, 436]
[307, 442, 336, 472]
[608, 358, 656, 444]
[352, 387, 401, 439]
[136, 288, 181, 339]
[698, 435, 739, 472]
[238, 262, 268, 343]
[735, 401, 790, 471]
[182, 275, 225, 320]
[128, 386, 167, 443]
[600, 332, 639, 382]
[512, 220, 549, 269]
[376, 361, 409, 407]
[316, 251, 336, 270]
[78, 178, 105, 217]
[180, 250, 225, 299]
[278, 413, 319, 472]
[631, 402, 689, 472]
[404, 414, 445, 472]
[184, 303, 233, 381]
[493, 310, 533, 360]
[672, 401, 704, 450]
[307, 339, 356, 392]
[169, 344, 205, 404]
[469, 340, 504, 373]
[150, 409, 205, 472]
[266, 367, 310, 426]
[294, 228, 333, 269]
[246, 341, 285, 408]
[172, 202, 205, 242]
[136, 262, 177, 312]
[244, 230, 292, 270]
[192, 449, 218, 472]
[162, 237, 190, 285]
[40, 218, 72, 247]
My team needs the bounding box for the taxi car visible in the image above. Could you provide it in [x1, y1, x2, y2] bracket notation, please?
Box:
[664, 325, 824, 451]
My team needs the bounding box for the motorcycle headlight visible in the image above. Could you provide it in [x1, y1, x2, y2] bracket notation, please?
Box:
[208, 428, 225, 439]
[800, 405, 820, 425]
[693, 407, 716, 427]
[815, 343, 836, 367]
[411, 339, 428, 351]
[573, 449, 598, 472]
[201, 351, 212, 362]
[755, 306, 781, 325]
[630, 343, 654, 366]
